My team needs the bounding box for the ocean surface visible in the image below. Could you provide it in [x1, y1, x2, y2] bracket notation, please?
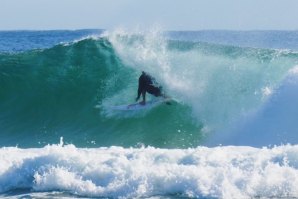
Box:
[1, 29, 298, 198]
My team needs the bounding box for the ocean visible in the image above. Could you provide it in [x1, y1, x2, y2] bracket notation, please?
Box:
[1, 29, 298, 198]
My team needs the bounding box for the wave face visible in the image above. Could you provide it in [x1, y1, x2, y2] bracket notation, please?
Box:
[0, 35, 199, 148]
[1, 30, 298, 148]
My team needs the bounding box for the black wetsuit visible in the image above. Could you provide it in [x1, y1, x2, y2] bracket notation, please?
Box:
[137, 72, 162, 101]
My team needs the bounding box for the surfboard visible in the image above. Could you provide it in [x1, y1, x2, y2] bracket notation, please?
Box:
[110, 98, 172, 111]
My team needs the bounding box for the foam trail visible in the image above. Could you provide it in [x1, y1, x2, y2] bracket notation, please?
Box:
[1, 141, 298, 198]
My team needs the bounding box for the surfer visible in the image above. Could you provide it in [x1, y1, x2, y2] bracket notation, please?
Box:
[135, 71, 165, 105]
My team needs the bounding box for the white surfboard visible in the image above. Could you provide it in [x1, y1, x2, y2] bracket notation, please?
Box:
[110, 98, 172, 111]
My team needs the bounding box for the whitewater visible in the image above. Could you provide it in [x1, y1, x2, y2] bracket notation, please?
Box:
[1, 29, 298, 198]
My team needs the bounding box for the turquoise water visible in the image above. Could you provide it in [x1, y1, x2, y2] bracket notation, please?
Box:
[0, 37, 200, 148]
[1, 30, 298, 198]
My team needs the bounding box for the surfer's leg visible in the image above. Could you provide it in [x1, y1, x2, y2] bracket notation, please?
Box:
[140, 90, 146, 104]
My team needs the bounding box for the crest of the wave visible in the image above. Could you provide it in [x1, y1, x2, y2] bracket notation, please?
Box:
[61, 33, 103, 47]
[103, 27, 175, 84]
[1, 139, 298, 198]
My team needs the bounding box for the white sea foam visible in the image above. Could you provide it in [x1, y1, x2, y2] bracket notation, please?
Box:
[1, 140, 298, 198]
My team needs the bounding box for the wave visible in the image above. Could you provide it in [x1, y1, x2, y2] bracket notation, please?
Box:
[0, 30, 298, 148]
[1, 140, 298, 198]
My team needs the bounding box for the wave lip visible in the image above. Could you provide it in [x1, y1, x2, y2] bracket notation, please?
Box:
[1, 141, 298, 198]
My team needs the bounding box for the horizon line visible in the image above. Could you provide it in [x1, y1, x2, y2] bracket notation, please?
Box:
[1, 28, 298, 32]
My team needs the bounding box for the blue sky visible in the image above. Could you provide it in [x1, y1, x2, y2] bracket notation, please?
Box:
[1, 0, 298, 30]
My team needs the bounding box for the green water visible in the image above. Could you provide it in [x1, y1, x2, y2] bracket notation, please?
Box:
[0, 38, 202, 148]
